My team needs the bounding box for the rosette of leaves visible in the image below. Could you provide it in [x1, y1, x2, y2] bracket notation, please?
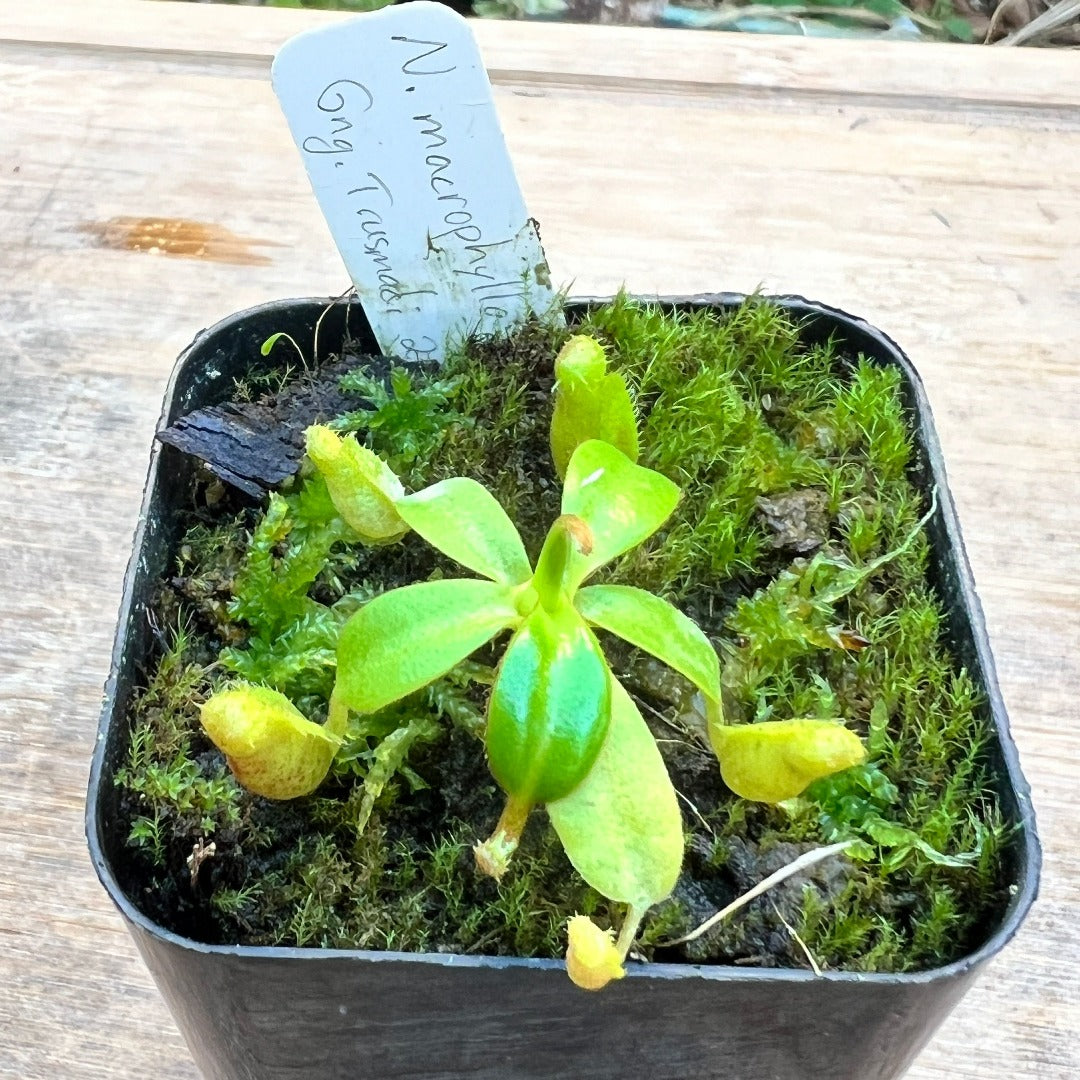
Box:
[333, 437, 707, 933]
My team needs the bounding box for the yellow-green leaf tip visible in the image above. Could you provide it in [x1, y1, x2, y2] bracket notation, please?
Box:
[550, 336, 639, 480]
[555, 335, 607, 382]
[199, 684, 339, 800]
[565, 916, 626, 991]
[304, 424, 408, 544]
[710, 718, 867, 804]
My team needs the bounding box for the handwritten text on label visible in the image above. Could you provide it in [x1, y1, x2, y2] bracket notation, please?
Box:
[272, 4, 558, 361]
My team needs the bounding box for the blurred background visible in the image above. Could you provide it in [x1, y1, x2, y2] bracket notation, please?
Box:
[170, 0, 1079, 47]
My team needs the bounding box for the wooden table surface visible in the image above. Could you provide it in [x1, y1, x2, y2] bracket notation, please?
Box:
[1, 1, 1077, 1076]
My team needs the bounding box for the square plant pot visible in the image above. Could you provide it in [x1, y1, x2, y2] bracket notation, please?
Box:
[87, 294, 1040, 1080]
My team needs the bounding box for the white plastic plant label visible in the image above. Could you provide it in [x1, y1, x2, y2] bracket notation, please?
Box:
[272, 2, 559, 362]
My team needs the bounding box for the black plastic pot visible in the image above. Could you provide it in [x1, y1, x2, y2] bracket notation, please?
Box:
[87, 295, 1040, 1080]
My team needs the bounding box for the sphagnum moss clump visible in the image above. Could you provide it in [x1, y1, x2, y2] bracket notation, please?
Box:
[116, 297, 1010, 977]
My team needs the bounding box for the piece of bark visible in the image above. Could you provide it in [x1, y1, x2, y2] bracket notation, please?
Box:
[156, 354, 386, 498]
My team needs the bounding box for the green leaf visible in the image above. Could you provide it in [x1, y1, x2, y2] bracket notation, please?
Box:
[550, 335, 639, 480]
[260, 332, 304, 359]
[486, 604, 611, 805]
[813, 493, 935, 605]
[336, 579, 518, 714]
[305, 425, 408, 543]
[548, 678, 682, 908]
[532, 515, 590, 610]
[199, 683, 338, 800]
[397, 477, 531, 585]
[561, 440, 680, 590]
[864, 817, 979, 868]
[261, 333, 283, 356]
[942, 16, 975, 41]
[576, 584, 720, 704]
[808, 760, 898, 841]
[845, 839, 877, 861]
[709, 719, 866, 804]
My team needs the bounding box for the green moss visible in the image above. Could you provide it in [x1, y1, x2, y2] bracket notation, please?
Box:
[117, 296, 1011, 972]
[115, 616, 245, 899]
[333, 365, 469, 487]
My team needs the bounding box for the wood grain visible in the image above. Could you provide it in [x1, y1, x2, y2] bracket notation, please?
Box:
[1, 1, 1077, 1077]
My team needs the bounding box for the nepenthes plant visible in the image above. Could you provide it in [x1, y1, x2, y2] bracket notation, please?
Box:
[200, 333, 866, 988]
